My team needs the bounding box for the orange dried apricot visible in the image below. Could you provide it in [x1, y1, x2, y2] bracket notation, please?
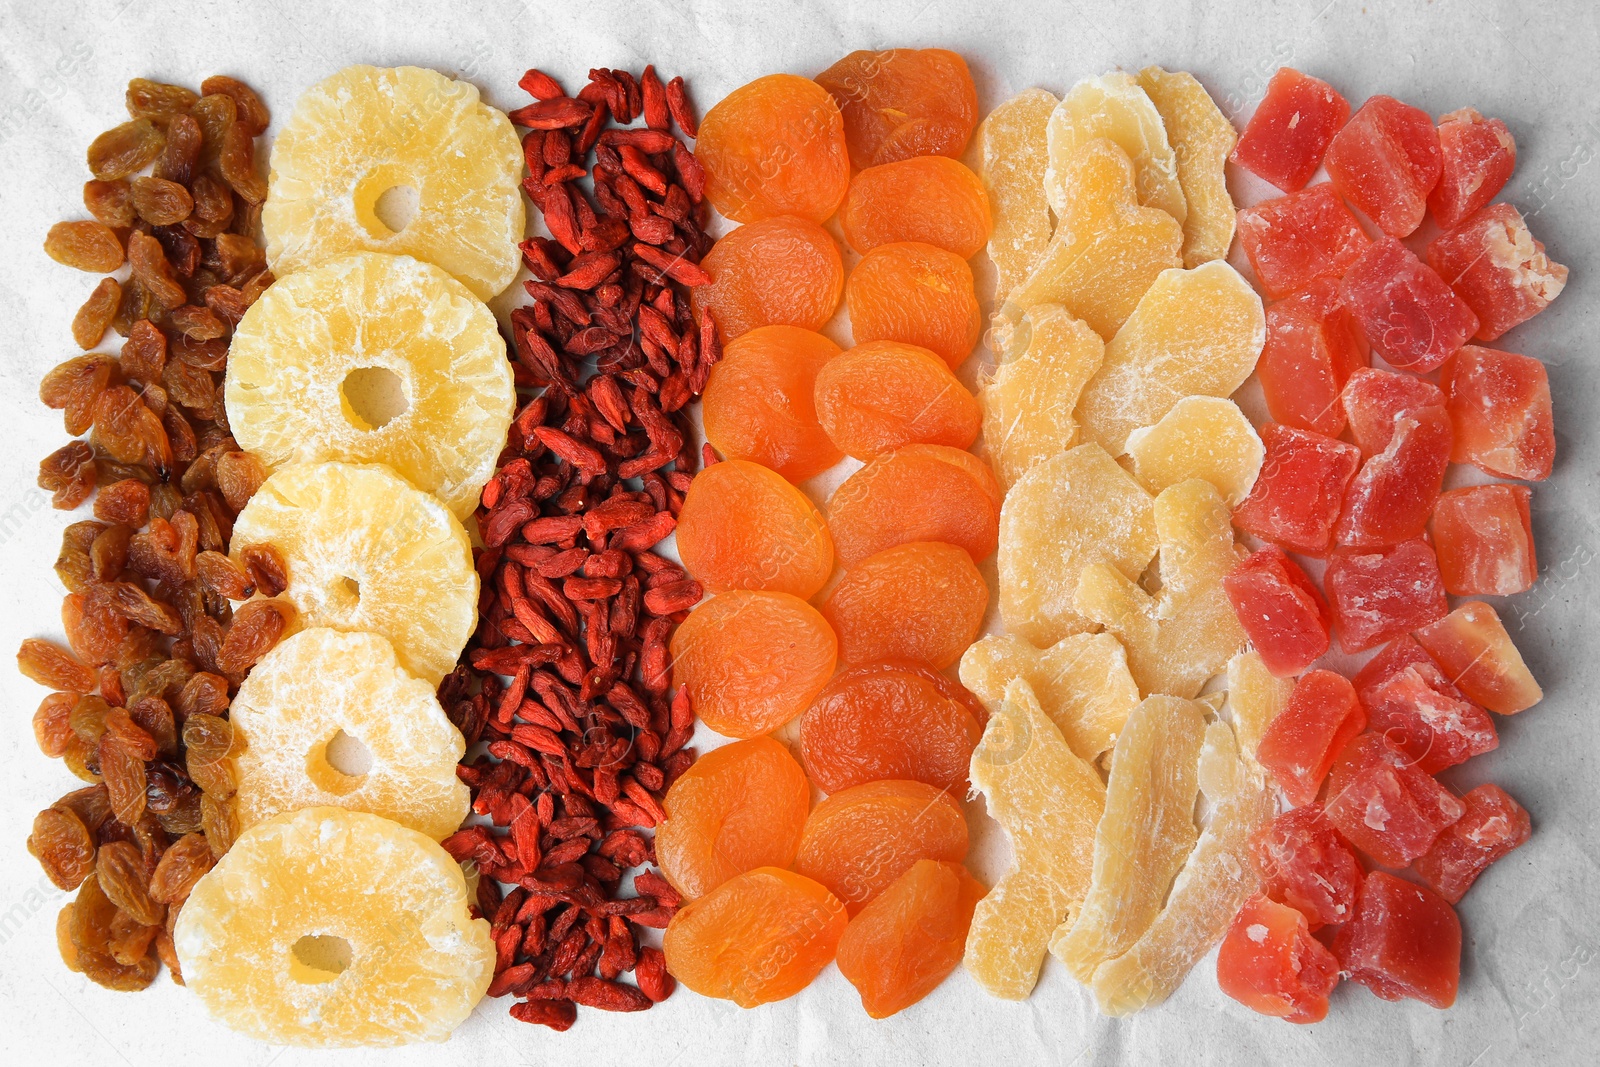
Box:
[691, 215, 843, 344]
[695, 74, 850, 224]
[676, 459, 834, 599]
[701, 325, 843, 482]
[826, 444, 1002, 566]
[670, 590, 837, 739]
[839, 157, 993, 258]
[815, 49, 979, 168]
[663, 866, 847, 1007]
[792, 780, 969, 914]
[813, 341, 980, 458]
[821, 542, 987, 669]
[799, 662, 986, 793]
[836, 859, 985, 1018]
[655, 736, 811, 899]
[846, 242, 982, 368]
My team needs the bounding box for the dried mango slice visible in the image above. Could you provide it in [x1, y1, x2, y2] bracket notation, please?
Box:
[1125, 396, 1264, 506]
[958, 632, 1139, 764]
[1045, 73, 1187, 228]
[980, 304, 1104, 488]
[976, 88, 1058, 305]
[998, 442, 1158, 648]
[1076, 479, 1248, 699]
[965, 678, 1106, 1000]
[1001, 138, 1183, 340]
[1137, 67, 1237, 268]
[1225, 651, 1294, 775]
[1089, 720, 1274, 1015]
[1075, 260, 1265, 456]
[1051, 695, 1206, 981]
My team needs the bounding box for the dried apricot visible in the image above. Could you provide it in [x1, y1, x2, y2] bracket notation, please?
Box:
[691, 215, 843, 343]
[815, 48, 979, 168]
[821, 541, 987, 670]
[836, 859, 984, 1018]
[701, 325, 843, 482]
[827, 444, 1001, 566]
[838, 157, 993, 258]
[793, 780, 969, 914]
[846, 242, 982, 368]
[696, 74, 850, 223]
[813, 340, 980, 458]
[675, 459, 834, 599]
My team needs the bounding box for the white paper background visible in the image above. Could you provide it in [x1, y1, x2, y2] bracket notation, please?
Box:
[2, 1, 1598, 1064]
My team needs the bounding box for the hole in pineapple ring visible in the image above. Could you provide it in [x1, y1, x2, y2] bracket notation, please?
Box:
[372, 184, 419, 234]
[340, 366, 409, 431]
[305, 729, 372, 795]
[289, 934, 353, 985]
[353, 165, 420, 239]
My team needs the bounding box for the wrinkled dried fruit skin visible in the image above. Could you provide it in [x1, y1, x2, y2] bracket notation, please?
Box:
[696, 74, 850, 223]
[73, 278, 123, 350]
[701, 325, 842, 482]
[29, 806, 97, 890]
[814, 340, 980, 458]
[691, 215, 843, 344]
[846, 242, 981, 369]
[87, 118, 166, 181]
[793, 782, 968, 915]
[675, 459, 833, 599]
[45, 221, 125, 273]
[827, 444, 1001, 566]
[815, 48, 979, 168]
[836, 859, 984, 1018]
[821, 541, 987, 670]
[838, 156, 992, 258]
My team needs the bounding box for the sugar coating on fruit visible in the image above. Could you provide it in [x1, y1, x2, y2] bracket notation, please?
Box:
[1325, 95, 1442, 238]
[814, 48, 979, 168]
[174, 807, 493, 1047]
[1442, 346, 1555, 481]
[1359, 652, 1498, 775]
[959, 631, 1140, 764]
[1233, 424, 1361, 557]
[675, 459, 834, 599]
[1429, 108, 1517, 231]
[827, 443, 1001, 566]
[229, 461, 476, 685]
[1256, 669, 1366, 807]
[1413, 784, 1530, 904]
[1325, 539, 1449, 653]
[1230, 68, 1351, 193]
[265, 66, 524, 301]
[977, 88, 1059, 305]
[230, 628, 468, 840]
[814, 340, 980, 459]
[822, 541, 987, 670]
[1045, 72, 1187, 227]
[1235, 184, 1369, 301]
[1333, 870, 1460, 1008]
[846, 241, 983, 368]
[1076, 479, 1248, 700]
[1342, 235, 1478, 373]
[965, 678, 1106, 1001]
[702, 325, 843, 483]
[1431, 484, 1537, 596]
[980, 304, 1105, 489]
[1427, 202, 1568, 342]
[1223, 546, 1332, 679]
[839, 156, 993, 258]
[1125, 396, 1264, 506]
[1323, 733, 1465, 867]
[1415, 601, 1541, 715]
[1226, 651, 1295, 775]
[1258, 277, 1370, 437]
[1341, 367, 1445, 458]
[1002, 138, 1183, 340]
[691, 214, 844, 343]
[670, 590, 837, 739]
[1075, 261, 1265, 456]
[1250, 805, 1362, 929]
[998, 442, 1158, 647]
[1138, 67, 1237, 266]
[1335, 405, 1453, 549]
[1052, 695, 1206, 981]
[697, 73, 849, 223]
[1217, 893, 1340, 1024]
[225, 252, 515, 521]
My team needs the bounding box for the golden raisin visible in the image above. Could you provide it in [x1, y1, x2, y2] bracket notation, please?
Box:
[87, 118, 166, 181]
[72, 278, 123, 350]
[45, 221, 125, 273]
[83, 179, 135, 228]
[130, 176, 194, 226]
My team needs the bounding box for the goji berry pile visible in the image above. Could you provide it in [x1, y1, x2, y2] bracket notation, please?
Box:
[436, 63, 718, 1032]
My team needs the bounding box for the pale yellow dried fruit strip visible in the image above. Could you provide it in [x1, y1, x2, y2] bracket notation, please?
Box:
[1225, 650, 1293, 776]
[981, 303, 1104, 489]
[977, 87, 1059, 307]
[1124, 396, 1264, 507]
[1137, 67, 1238, 269]
[1044, 72, 1187, 227]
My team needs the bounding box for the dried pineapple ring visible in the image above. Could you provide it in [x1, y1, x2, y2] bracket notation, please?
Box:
[231, 628, 469, 841]
[264, 65, 524, 301]
[230, 461, 476, 685]
[175, 806, 493, 1047]
[226, 252, 514, 520]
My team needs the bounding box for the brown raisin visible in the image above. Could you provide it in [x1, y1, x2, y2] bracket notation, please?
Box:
[45, 221, 125, 272]
[163, 357, 217, 416]
[218, 123, 266, 204]
[130, 176, 193, 226]
[152, 223, 200, 276]
[34, 692, 78, 757]
[119, 320, 167, 383]
[94, 479, 151, 526]
[40, 354, 116, 435]
[72, 278, 123, 350]
[183, 713, 237, 798]
[164, 406, 198, 465]
[83, 178, 135, 228]
[200, 75, 269, 136]
[56, 785, 113, 834]
[63, 735, 103, 783]
[177, 673, 230, 720]
[100, 580, 184, 634]
[87, 118, 165, 181]
[238, 542, 288, 597]
[172, 334, 228, 371]
[157, 113, 202, 186]
[95, 840, 166, 926]
[28, 806, 97, 890]
[148, 832, 213, 905]
[125, 79, 198, 124]
[94, 455, 157, 486]
[239, 268, 274, 308]
[185, 490, 233, 552]
[17, 637, 96, 691]
[200, 792, 237, 858]
[70, 694, 112, 743]
[38, 441, 98, 509]
[90, 385, 172, 474]
[104, 706, 159, 761]
[112, 277, 153, 337]
[69, 583, 131, 660]
[214, 450, 266, 513]
[153, 785, 203, 837]
[126, 230, 186, 309]
[100, 736, 148, 826]
[127, 512, 198, 587]
[216, 598, 290, 676]
[195, 550, 254, 601]
[105, 909, 162, 968]
[169, 304, 226, 341]
[190, 93, 237, 163]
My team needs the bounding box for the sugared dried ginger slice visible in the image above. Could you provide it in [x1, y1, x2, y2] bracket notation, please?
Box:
[1045, 73, 1187, 227]
[981, 303, 1104, 488]
[1137, 67, 1237, 268]
[1225, 651, 1293, 776]
[1125, 396, 1264, 506]
[977, 87, 1058, 306]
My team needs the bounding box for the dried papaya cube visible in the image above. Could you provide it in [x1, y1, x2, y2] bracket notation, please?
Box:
[701, 325, 843, 483]
[820, 541, 987, 670]
[1339, 367, 1445, 457]
[1413, 783, 1531, 904]
[1230, 68, 1351, 193]
[1414, 601, 1541, 714]
[1441, 345, 1554, 481]
[1258, 276, 1370, 437]
[838, 156, 992, 258]
[1427, 202, 1568, 342]
[1233, 424, 1361, 556]
[1045, 72, 1187, 226]
[814, 48, 979, 169]
[976, 88, 1058, 305]
[1222, 545, 1331, 678]
[1235, 184, 1368, 300]
[846, 241, 982, 368]
[1249, 805, 1361, 929]
[1334, 404, 1452, 548]
[1256, 669, 1366, 807]
[691, 215, 843, 344]
[1340, 236, 1478, 372]
[826, 444, 1001, 566]
[1325, 95, 1442, 238]
[813, 340, 980, 459]
[1125, 396, 1263, 506]
[1138, 67, 1237, 267]
[836, 859, 984, 1018]
[1430, 484, 1536, 596]
[981, 304, 1104, 489]
[675, 459, 834, 599]
[1358, 653, 1498, 774]
[1324, 538, 1448, 654]
[695, 73, 850, 224]
[1351, 632, 1435, 694]
[1428, 108, 1516, 231]
[1216, 893, 1341, 1024]
[793, 781, 968, 915]
[1333, 870, 1460, 1008]
[1324, 733, 1465, 868]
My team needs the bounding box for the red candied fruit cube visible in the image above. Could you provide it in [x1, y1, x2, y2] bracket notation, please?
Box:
[1217, 894, 1341, 1024]
[1250, 805, 1363, 928]
[1231, 68, 1352, 193]
[1413, 783, 1531, 903]
[1234, 424, 1362, 556]
[1360, 660, 1498, 775]
[1324, 538, 1449, 653]
[1340, 237, 1478, 372]
[1441, 346, 1554, 481]
[1430, 484, 1536, 596]
[1334, 405, 1452, 548]
[1339, 367, 1444, 457]
[1415, 601, 1542, 714]
[1324, 733, 1465, 868]
[1256, 669, 1367, 807]
[1259, 277, 1370, 436]
[1334, 871, 1461, 1008]
[1352, 633, 1436, 694]
[1223, 546, 1332, 678]
[1428, 203, 1568, 342]
[1324, 95, 1442, 237]
[1428, 108, 1517, 231]
[1236, 184, 1369, 300]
